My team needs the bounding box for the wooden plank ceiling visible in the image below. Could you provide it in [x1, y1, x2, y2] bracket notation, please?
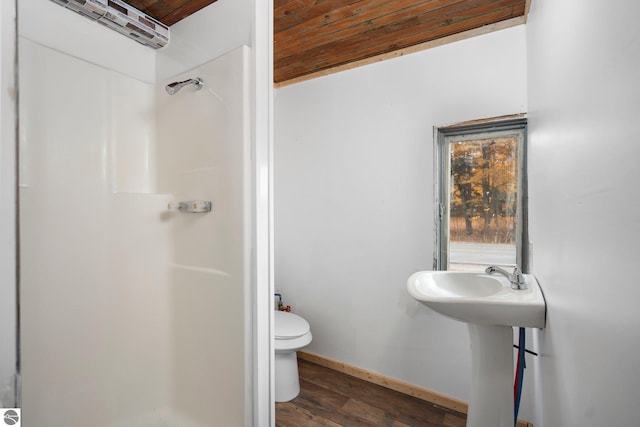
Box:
[123, 0, 217, 27]
[124, 0, 527, 84]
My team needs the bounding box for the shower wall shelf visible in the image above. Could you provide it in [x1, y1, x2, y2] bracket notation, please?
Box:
[168, 201, 212, 213]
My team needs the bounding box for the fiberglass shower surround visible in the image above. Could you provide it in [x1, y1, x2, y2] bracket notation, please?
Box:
[19, 37, 253, 425]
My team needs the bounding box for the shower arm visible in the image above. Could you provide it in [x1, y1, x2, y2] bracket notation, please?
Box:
[165, 77, 204, 95]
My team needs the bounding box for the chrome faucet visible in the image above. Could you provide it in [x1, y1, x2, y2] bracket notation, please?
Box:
[485, 265, 527, 290]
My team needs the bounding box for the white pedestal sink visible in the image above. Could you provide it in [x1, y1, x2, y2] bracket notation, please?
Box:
[407, 271, 546, 427]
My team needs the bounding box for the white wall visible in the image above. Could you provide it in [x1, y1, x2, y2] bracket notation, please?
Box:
[526, 0, 640, 426]
[0, 0, 17, 408]
[275, 25, 527, 410]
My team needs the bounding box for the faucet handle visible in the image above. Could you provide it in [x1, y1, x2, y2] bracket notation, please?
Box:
[511, 266, 526, 288]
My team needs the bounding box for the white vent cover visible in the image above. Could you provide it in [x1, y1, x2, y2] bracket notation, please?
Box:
[50, 0, 169, 49]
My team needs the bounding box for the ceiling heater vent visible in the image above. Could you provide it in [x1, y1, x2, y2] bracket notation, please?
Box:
[50, 0, 169, 49]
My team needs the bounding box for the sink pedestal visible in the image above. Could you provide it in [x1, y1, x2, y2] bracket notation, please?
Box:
[467, 324, 513, 427]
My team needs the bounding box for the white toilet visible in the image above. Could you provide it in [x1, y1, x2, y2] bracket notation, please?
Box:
[274, 310, 312, 402]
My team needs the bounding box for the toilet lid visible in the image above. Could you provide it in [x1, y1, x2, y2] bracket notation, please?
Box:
[274, 311, 310, 339]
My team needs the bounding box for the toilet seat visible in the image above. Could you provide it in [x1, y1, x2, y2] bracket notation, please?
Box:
[275, 311, 310, 339]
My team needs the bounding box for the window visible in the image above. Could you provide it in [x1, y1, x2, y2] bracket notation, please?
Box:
[435, 117, 528, 272]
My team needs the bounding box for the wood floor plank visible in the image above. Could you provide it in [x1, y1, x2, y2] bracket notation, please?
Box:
[298, 359, 446, 424]
[339, 398, 393, 425]
[276, 401, 344, 427]
[276, 358, 466, 427]
[297, 378, 351, 412]
[293, 379, 383, 426]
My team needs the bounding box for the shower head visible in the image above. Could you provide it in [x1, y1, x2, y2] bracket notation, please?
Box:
[165, 77, 204, 95]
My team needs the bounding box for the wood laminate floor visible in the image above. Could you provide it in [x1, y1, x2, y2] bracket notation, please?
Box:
[276, 359, 467, 427]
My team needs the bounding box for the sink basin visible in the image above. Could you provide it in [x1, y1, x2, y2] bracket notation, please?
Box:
[407, 271, 546, 328]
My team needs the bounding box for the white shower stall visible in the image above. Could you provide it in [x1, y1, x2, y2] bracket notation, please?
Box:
[13, 0, 272, 425]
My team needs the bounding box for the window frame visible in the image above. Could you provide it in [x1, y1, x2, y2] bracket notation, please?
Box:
[434, 117, 529, 272]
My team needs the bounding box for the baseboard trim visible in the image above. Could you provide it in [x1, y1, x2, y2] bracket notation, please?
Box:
[297, 351, 533, 427]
